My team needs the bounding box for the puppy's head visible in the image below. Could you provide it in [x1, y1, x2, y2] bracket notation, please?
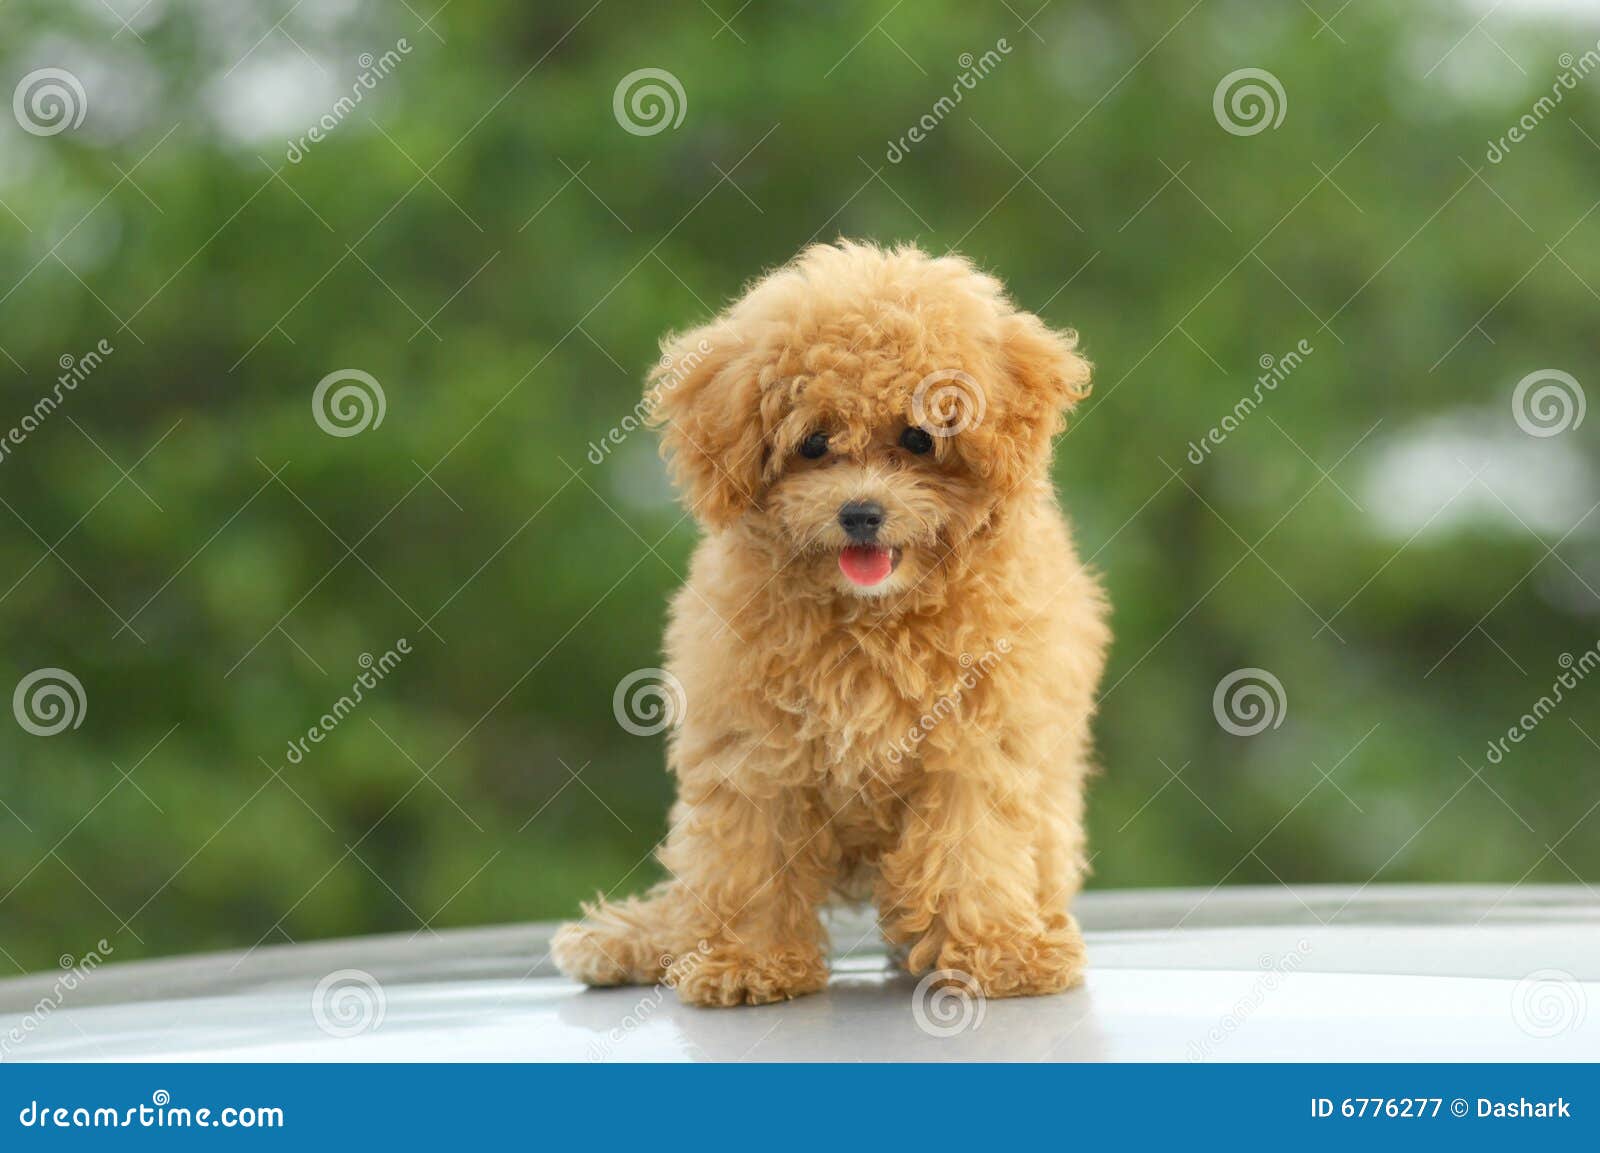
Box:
[648, 240, 1090, 600]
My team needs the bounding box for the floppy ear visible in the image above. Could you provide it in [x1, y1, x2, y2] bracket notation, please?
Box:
[964, 310, 1093, 492]
[1000, 310, 1092, 435]
[645, 322, 767, 530]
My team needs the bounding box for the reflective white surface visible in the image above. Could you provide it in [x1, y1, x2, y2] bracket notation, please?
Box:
[2, 886, 1596, 1062]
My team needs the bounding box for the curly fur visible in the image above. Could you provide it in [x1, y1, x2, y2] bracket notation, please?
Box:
[553, 240, 1110, 1006]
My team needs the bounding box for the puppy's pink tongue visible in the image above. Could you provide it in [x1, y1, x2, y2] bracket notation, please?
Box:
[839, 545, 893, 587]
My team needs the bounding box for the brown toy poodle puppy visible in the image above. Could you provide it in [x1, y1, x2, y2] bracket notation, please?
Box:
[553, 240, 1109, 1007]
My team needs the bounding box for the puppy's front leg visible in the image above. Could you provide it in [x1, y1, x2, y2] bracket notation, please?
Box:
[876, 757, 1086, 999]
[554, 732, 838, 1005]
[656, 778, 838, 1006]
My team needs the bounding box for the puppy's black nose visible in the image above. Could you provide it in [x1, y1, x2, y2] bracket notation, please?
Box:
[838, 500, 885, 542]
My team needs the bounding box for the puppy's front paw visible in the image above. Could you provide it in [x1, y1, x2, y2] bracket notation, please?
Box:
[933, 921, 1086, 999]
[669, 944, 828, 1007]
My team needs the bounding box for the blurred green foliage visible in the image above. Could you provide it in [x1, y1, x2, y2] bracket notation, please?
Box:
[1, 0, 1598, 971]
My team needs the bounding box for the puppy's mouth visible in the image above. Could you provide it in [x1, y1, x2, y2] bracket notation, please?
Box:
[838, 544, 902, 588]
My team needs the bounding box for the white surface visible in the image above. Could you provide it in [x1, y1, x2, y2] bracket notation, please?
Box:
[2, 886, 1596, 1062]
[8, 963, 1599, 1063]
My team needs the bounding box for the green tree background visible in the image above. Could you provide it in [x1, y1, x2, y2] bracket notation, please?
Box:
[1, 1, 1597, 970]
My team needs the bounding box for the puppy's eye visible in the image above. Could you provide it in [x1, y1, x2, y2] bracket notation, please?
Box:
[798, 431, 829, 459]
[899, 427, 934, 455]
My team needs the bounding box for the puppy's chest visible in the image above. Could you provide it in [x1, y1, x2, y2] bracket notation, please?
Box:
[761, 631, 985, 781]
